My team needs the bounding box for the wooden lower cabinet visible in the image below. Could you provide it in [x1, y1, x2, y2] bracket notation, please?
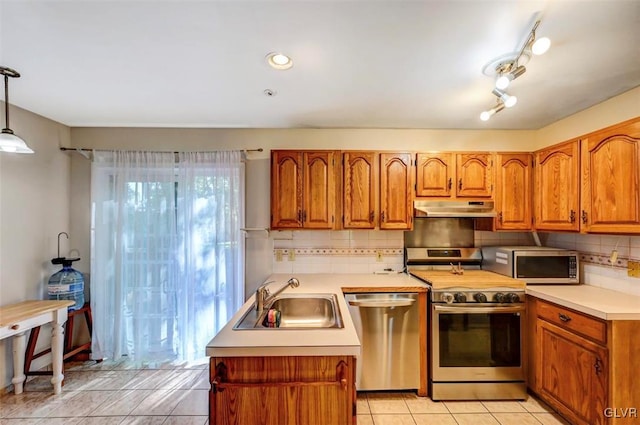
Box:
[209, 356, 356, 425]
[527, 297, 640, 425]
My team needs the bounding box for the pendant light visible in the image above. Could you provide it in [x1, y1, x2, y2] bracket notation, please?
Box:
[0, 66, 33, 154]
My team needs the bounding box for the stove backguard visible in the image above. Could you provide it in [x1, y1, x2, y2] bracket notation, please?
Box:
[404, 217, 475, 249]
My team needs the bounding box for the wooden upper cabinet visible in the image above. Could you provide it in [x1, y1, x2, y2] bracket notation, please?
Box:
[456, 153, 493, 198]
[271, 150, 303, 229]
[416, 152, 493, 199]
[271, 150, 335, 230]
[534, 139, 581, 232]
[343, 152, 377, 229]
[580, 117, 640, 234]
[495, 153, 532, 230]
[303, 151, 336, 229]
[416, 153, 453, 197]
[380, 153, 413, 230]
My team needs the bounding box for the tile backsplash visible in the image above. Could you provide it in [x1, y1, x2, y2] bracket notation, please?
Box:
[541, 232, 640, 296]
[268, 229, 640, 296]
[271, 230, 405, 274]
[270, 229, 533, 275]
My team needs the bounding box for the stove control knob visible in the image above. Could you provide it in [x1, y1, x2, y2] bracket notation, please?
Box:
[506, 292, 521, 303]
[454, 292, 467, 303]
[442, 293, 454, 304]
[474, 293, 488, 303]
[494, 292, 506, 303]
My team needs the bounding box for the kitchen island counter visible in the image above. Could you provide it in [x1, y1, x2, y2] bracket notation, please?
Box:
[526, 284, 640, 320]
[206, 273, 427, 357]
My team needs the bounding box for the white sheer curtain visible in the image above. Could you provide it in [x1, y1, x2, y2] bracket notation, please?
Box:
[90, 150, 244, 363]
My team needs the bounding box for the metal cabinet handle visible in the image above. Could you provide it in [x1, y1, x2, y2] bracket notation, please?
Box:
[212, 362, 228, 393]
[447, 178, 452, 190]
[594, 358, 603, 375]
[297, 210, 302, 222]
[369, 211, 374, 222]
[581, 210, 588, 224]
[381, 211, 385, 222]
[498, 212, 503, 224]
[559, 313, 572, 323]
[570, 210, 576, 223]
[302, 210, 307, 222]
[458, 178, 463, 191]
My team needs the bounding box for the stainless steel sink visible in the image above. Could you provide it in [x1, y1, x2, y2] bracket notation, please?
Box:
[233, 293, 344, 330]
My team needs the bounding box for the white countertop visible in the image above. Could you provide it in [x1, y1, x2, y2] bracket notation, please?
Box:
[206, 273, 427, 357]
[526, 284, 640, 320]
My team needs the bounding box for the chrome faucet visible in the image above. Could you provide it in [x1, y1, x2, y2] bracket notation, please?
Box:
[255, 277, 300, 313]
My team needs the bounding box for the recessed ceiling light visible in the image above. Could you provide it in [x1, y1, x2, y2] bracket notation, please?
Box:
[266, 52, 293, 70]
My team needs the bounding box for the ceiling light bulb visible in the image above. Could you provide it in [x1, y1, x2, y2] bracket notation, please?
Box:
[480, 110, 491, 121]
[271, 54, 290, 66]
[492, 88, 516, 107]
[495, 74, 511, 90]
[532, 37, 551, 55]
[266, 52, 293, 70]
[504, 95, 517, 108]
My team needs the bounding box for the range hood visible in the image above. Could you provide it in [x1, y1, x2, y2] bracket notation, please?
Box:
[414, 200, 497, 218]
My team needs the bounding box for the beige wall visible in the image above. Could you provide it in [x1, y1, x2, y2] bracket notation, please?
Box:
[0, 103, 72, 390]
[534, 86, 640, 149]
[71, 127, 538, 160]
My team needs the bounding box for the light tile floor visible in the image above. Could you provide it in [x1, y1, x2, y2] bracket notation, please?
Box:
[357, 392, 572, 425]
[0, 358, 210, 425]
[1, 359, 572, 425]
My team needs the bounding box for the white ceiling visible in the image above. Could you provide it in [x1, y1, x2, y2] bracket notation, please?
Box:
[1, 0, 639, 130]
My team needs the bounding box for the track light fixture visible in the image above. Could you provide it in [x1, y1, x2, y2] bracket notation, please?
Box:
[480, 17, 550, 121]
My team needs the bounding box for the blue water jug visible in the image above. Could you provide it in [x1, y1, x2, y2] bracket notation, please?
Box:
[48, 257, 85, 311]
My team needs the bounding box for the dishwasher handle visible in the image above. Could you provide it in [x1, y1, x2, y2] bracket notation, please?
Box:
[348, 299, 415, 308]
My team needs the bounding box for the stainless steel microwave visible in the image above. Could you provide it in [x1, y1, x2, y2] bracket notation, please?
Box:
[481, 246, 579, 284]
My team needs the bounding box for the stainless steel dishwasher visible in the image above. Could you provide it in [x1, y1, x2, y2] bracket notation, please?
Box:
[345, 293, 420, 390]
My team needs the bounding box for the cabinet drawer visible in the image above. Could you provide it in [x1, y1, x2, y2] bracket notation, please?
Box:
[536, 300, 606, 345]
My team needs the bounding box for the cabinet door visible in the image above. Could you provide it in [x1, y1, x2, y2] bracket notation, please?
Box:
[380, 153, 413, 230]
[456, 153, 493, 198]
[343, 152, 377, 229]
[495, 153, 532, 230]
[536, 320, 608, 425]
[580, 118, 640, 233]
[534, 140, 580, 231]
[210, 356, 354, 425]
[303, 151, 336, 229]
[271, 151, 303, 229]
[416, 153, 453, 197]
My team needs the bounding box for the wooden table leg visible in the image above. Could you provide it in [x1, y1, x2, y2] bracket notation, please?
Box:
[50, 321, 65, 394]
[11, 332, 27, 394]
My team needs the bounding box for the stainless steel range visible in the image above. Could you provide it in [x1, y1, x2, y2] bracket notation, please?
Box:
[407, 246, 527, 401]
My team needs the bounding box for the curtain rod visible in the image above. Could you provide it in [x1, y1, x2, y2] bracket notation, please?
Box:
[60, 147, 263, 154]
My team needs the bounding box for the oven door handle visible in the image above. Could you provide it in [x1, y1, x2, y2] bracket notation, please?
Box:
[433, 305, 524, 314]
